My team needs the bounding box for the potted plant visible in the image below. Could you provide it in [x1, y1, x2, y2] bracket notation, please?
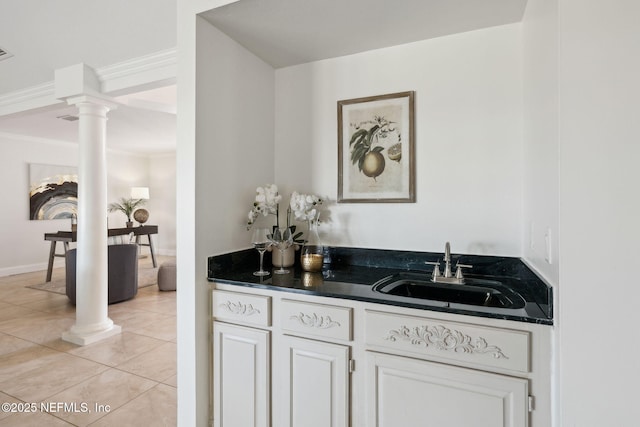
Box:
[108, 197, 146, 228]
[246, 184, 325, 268]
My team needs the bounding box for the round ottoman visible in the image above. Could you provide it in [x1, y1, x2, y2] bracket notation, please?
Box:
[157, 260, 176, 291]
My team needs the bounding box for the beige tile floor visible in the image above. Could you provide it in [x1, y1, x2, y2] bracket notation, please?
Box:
[0, 256, 176, 426]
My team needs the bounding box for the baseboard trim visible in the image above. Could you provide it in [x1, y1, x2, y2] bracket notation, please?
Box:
[0, 250, 174, 278]
[0, 259, 64, 278]
[156, 249, 177, 257]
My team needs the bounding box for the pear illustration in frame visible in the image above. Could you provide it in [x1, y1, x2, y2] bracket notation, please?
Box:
[338, 91, 415, 203]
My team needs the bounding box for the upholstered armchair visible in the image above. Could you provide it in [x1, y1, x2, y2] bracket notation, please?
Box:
[65, 244, 139, 305]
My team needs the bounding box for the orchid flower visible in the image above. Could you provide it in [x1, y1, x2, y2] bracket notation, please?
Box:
[247, 184, 282, 230]
[290, 191, 323, 223]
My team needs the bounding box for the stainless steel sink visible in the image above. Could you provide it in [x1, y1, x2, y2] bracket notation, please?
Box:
[372, 272, 526, 309]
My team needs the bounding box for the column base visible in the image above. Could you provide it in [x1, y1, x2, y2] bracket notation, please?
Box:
[62, 322, 122, 346]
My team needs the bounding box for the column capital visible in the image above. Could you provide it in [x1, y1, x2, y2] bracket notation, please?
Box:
[65, 93, 119, 111]
[55, 63, 101, 98]
[55, 63, 119, 111]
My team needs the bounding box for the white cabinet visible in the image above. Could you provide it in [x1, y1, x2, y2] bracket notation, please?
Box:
[279, 335, 350, 427]
[367, 352, 529, 427]
[364, 309, 532, 427]
[212, 322, 270, 427]
[210, 285, 551, 427]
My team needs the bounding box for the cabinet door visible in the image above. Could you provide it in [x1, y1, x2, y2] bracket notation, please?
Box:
[213, 322, 270, 427]
[367, 352, 529, 427]
[280, 335, 350, 427]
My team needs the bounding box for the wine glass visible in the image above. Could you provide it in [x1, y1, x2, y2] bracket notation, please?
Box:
[251, 228, 271, 276]
[269, 227, 293, 275]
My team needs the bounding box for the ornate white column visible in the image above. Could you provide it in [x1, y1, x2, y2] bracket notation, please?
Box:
[62, 95, 121, 345]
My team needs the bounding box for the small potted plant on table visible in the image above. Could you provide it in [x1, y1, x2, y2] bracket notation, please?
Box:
[108, 197, 146, 228]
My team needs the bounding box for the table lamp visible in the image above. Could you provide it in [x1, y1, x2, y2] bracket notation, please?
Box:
[130, 187, 150, 200]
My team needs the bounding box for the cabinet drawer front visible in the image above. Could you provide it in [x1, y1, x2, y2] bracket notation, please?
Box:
[365, 310, 530, 374]
[212, 290, 271, 327]
[281, 299, 352, 341]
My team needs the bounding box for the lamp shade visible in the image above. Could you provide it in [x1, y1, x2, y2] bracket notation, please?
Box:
[130, 187, 150, 200]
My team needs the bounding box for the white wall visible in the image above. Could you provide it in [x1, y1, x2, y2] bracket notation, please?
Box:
[0, 133, 176, 276]
[108, 151, 177, 258]
[195, 22, 275, 255]
[275, 24, 524, 256]
[521, 2, 559, 425]
[105, 151, 150, 228]
[149, 153, 177, 255]
[0, 135, 78, 275]
[522, 1, 559, 287]
[178, 13, 275, 426]
[177, 1, 241, 423]
[558, 1, 640, 425]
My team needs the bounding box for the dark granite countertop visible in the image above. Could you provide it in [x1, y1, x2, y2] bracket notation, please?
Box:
[207, 247, 553, 325]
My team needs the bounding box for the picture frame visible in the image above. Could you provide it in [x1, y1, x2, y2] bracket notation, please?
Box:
[337, 91, 415, 203]
[29, 163, 78, 220]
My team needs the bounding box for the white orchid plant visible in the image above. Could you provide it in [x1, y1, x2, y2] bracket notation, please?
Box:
[289, 191, 323, 224]
[246, 184, 282, 226]
[246, 184, 324, 244]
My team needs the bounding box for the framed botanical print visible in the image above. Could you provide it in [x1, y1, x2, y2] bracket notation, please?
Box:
[338, 91, 415, 203]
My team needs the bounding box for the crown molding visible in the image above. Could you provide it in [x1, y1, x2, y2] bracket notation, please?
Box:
[0, 82, 61, 117]
[0, 48, 177, 117]
[97, 48, 177, 85]
[0, 81, 55, 106]
[99, 48, 177, 95]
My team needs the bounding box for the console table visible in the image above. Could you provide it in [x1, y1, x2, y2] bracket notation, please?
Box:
[44, 225, 158, 282]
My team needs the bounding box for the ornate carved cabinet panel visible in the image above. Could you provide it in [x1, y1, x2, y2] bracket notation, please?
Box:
[365, 309, 530, 374]
[279, 335, 350, 427]
[212, 322, 270, 427]
[280, 299, 353, 341]
[212, 289, 271, 327]
[366, 352, 529, 427]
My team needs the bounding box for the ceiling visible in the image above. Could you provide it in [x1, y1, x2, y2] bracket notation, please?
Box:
[0, 85, 176, 154]
[0, 0, 527, 154]
[0, 0, 177, 154]
[0, 0, 176, 95]
[201, 0, 528, 68]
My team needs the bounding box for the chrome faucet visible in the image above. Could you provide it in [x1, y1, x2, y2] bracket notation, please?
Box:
[443, 241, 453, 278]
[425, 242, 472, 284]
